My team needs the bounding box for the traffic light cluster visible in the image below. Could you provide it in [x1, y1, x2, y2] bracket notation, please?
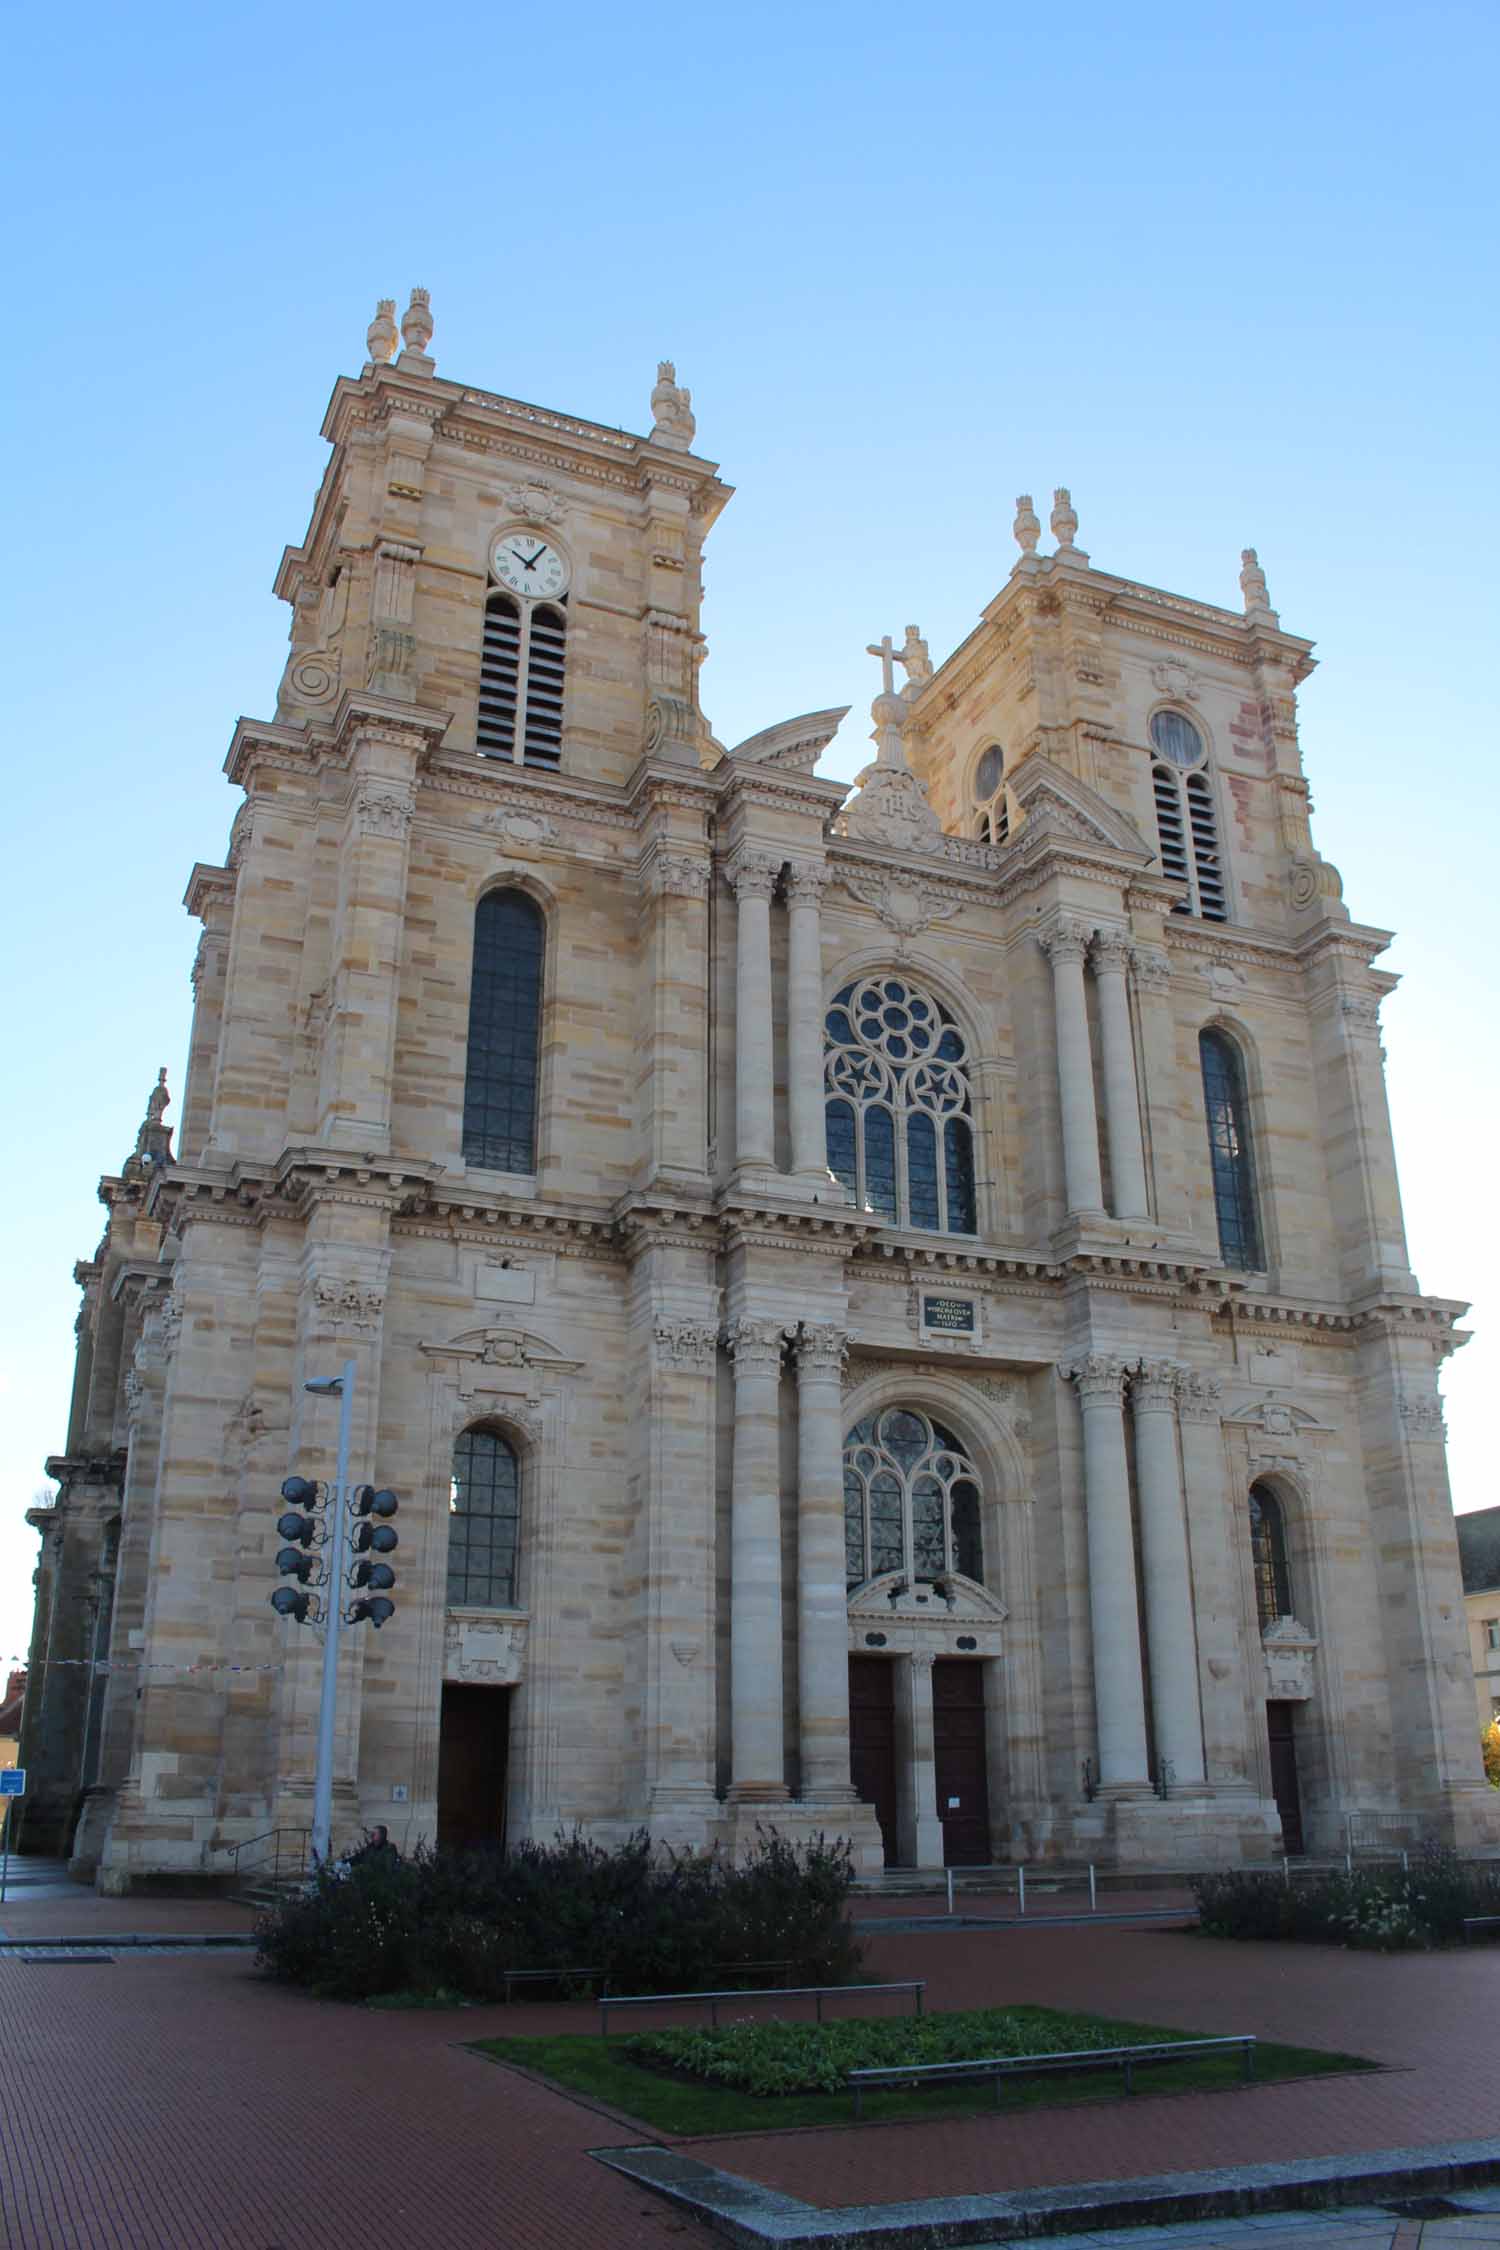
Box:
[268, 1477, 400, 1629]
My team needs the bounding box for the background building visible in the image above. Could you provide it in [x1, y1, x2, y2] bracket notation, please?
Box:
[19, 298, 1494, 1886]
[1456, 1506, 1500, 1733]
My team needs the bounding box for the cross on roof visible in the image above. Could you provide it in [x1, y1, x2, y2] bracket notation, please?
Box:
[866, 635, 898, 695]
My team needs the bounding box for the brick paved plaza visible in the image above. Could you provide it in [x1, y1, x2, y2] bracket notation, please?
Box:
[2, 1877, 1497, 2249]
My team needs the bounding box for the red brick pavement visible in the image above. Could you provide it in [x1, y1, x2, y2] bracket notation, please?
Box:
[0, 1951, 701, 2250]
[2, 1900, 1496, 2248]
[683, 1921, 1500, 2207]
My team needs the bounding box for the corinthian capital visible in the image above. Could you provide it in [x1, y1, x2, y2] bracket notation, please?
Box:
[795, 1322, 848, 1379]
[725, 1317, 789, 1376]
[1130, 1358, 1180, 1412]
[727, 852, 781, 903]
[647, 852, 711, 900]
[1090, 929, 1134, 978]
[654, 1319, 718, 1366]
[1175, 1368, 1223, 1423]
[785, 861, 832, 908]
[1038, 916, 1092, 968]
[1132, 946, 1172, 995]
[1062, 1353, 1128, 1405]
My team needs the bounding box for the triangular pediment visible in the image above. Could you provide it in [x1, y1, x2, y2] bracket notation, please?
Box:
[1008, 755, 1152, 862]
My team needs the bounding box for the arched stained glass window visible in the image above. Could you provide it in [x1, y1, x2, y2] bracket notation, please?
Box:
[824, 976, 977, 1233]
[1249, 1482, 1292, 1631]
[843, 1407, 985, 1591]
[1199, 1029, 1262, 1270]
[462, 890, 544, 1174]
[1150, 711, 1226, 921]
[449, 1428, 521, 1608]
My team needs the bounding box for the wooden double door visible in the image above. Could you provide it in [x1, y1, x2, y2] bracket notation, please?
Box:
[848, 1655, 992, 1867]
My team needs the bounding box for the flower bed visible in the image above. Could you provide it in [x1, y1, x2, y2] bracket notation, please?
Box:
[627, 2004, 1199, 2095]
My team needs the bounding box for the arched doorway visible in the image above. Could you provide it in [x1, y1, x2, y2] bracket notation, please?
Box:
[843, 1406, 1006, 1866]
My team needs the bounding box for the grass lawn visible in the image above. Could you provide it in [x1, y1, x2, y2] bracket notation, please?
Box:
[471, 2003, 1374, 2135]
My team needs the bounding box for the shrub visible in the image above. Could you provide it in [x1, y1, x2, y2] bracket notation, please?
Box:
[1192, 1843, 1500, 1952]
[255, 1826, 861, 2002]
[1483, 1721, 1500, 1789]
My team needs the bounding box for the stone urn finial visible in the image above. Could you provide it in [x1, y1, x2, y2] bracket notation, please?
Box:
[366, 298, 398, 364]
[400, 287, 434, 357]
[1051, 487, 1079, 549]
[1013, 494, 1041, 555]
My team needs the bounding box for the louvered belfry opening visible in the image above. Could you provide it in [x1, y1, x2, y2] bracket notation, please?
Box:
[1149, 709, 1227, 923]
[476, 586, 568, 767]
[478, 592, 522, 757]
[522, 602, 566, 769]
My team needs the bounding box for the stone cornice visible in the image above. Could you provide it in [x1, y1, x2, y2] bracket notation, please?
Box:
[1294, 918, 1396, 973]
[183, 862, 236, 920]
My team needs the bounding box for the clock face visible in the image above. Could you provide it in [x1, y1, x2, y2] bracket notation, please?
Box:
[490, 531, 570, 601]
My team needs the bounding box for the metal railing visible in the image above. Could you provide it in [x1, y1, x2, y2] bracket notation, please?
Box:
[208, 1827, 310, 1886]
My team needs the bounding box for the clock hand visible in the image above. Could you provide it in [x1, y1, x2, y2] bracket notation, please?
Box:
[522, 547, 545, 570]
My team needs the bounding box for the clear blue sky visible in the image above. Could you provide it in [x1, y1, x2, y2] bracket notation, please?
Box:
[3, 1, 1496, 1667]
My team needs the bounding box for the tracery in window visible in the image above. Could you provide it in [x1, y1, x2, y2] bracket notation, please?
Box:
[462, 889, 543, 1174]
[971, 741, 1010, 844]
[477, 586, 567, 769]
[843, 1407, 984, 1591]
[1150, 711, 1226, 921]
[1248, 1481, 1291, 1630]
[824, 976, 977, 1233]
[449, 1427, 520, 1608]
[1199, 1028, 1262, 1270]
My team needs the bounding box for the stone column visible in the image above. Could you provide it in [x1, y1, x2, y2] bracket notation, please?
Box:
[641, 1312, 720, 1831]
[729, 855, 780, 1173]
[1066, 1355, 1150, 1788]
[895, 1652, 944, 1867]
[1091, 932, 1149, 1221]
[785, 863, 831, 1182]
[1131, 1361, 1206, 1787]
[794, 1324, 855, 1801]
[1131, 945, 1192, 1238]
[640, 850, 712, 1190]
[1039, 922, 1105, 1218]
[317, 769, 417, 1152]
[1175, 1371, 1258, 1789]
[727, 1318, 790, 1802]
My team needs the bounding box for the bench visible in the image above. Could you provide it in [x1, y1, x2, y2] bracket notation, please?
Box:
[1462, 1916, 1500, 1945]
[847, 2033, 1256, 2119]
[502, 1965, 606, 2002]
[502, 1957, 792, 2004]
[600, 1977, 924, 2036]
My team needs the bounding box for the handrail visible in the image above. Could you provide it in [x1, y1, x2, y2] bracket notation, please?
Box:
[207, 1827, 311, 1879]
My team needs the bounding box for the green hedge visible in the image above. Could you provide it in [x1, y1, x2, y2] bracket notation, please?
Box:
[1191, 1845, 1500, 1951]
[255, 1827, 862, 2001]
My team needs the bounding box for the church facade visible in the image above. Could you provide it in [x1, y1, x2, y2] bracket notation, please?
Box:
[21, 292, 1493, 1887]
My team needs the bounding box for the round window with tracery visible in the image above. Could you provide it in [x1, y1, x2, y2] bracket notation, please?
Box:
[824, 977, 977, 1233]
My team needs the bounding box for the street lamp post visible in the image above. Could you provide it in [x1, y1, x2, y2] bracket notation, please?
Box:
[304, 1359, 356, 1865]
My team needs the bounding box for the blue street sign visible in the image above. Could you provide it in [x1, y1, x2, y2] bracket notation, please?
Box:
[0, 1769, 25, 1796]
